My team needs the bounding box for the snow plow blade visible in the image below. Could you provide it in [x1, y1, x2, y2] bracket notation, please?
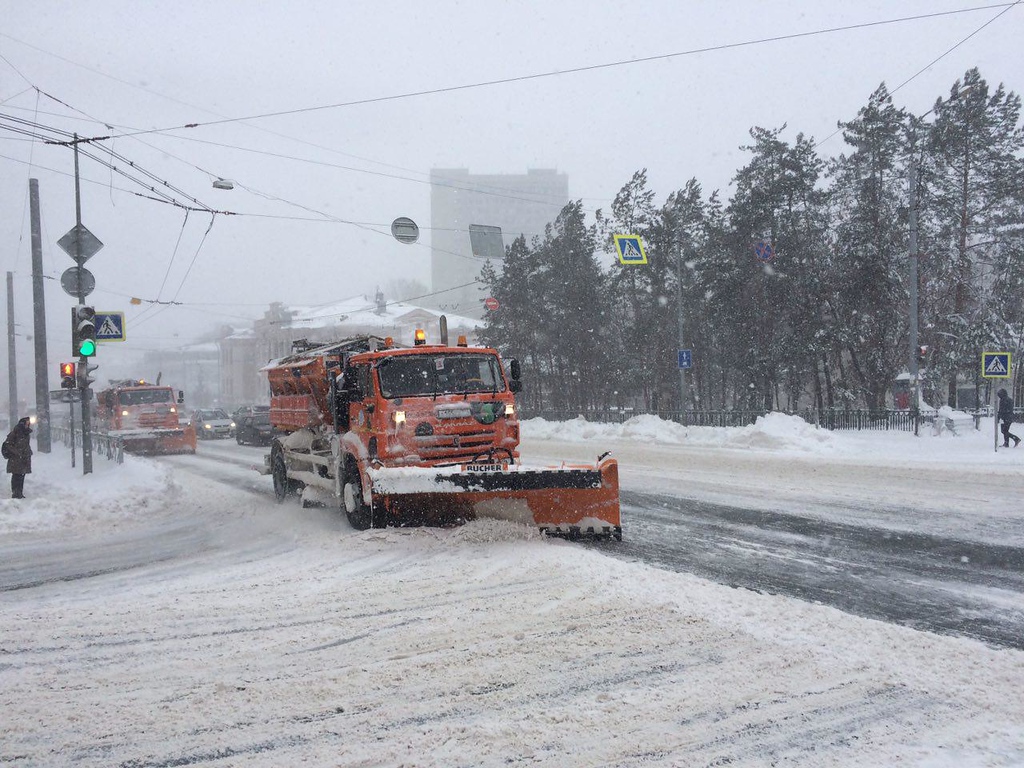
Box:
[368, 457, 621, 540]
[119, 426, 197, 455]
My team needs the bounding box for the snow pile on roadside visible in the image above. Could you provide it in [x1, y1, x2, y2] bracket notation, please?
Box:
[732, 411, 837, 451]
[0, 451, 173, 534]
[522, 411, 836, 453]
[521, 410, 1019, 466]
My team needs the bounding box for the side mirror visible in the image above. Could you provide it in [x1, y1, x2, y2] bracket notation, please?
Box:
[509, 358, 521, 381]
[177, 390, 185, 404]
[509, 379, 522, 394]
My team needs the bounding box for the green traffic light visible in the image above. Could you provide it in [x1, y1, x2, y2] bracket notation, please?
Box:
[79, 339, 97, 357]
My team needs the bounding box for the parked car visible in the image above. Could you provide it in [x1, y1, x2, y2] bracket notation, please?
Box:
[190, 408, 234, 439]
[235, 410, 275, 446]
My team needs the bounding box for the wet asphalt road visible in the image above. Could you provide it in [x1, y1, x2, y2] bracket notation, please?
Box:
[590, 490, 1024, 650]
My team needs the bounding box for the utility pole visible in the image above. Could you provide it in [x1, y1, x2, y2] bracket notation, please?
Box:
[908, 165, 921, 437]
[6, 272, 16, 431]
[29, 179, 51, 452]
[675, 236, 688, 418]
[907, 84, 974, 439]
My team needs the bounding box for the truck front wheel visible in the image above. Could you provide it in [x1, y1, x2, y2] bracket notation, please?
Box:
[272, 451, 290, 502]
[343, 461, 372, 530]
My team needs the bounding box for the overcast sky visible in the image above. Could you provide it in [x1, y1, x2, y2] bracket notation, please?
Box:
[1, 1, 1022, 379]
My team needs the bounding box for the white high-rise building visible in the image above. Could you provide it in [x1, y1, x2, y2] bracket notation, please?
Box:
[429, 168, 568, 317]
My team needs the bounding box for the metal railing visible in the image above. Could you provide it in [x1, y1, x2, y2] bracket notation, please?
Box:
[51, 425, 124, 464]
[518, 408, 988, 433]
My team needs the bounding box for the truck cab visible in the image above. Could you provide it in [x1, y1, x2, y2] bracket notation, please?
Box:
[336, 344, 520, 467]
[94, 381, 196, 454]
[262, 330, 618, 538]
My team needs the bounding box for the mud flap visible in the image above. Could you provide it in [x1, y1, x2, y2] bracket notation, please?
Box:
[368, 458, 621, 540]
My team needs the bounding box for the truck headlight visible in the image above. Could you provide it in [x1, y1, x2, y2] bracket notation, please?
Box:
[393, 411, 406, 426]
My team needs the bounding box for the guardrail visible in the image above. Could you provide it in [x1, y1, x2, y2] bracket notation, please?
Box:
[51, 425, 124, 464]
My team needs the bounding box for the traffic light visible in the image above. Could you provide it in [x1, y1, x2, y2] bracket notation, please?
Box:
[77, 362, 99, 389]
[59, 361, 76, 389]
[72, 305, 97, 357]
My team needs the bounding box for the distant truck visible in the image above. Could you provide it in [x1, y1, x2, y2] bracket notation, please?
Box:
[93, 380, 196, 455]
[259, 327, 621, 538]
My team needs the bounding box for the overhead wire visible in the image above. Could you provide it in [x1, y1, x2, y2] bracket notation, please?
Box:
[132, 213, 218, 330]
[1, 30, 573, 204]
[3, 100, 572, 212]
[45, 4, 1015, 143]
[810, 0, 1021, 154]
[4, 0, 1013, 238]
[0, 142, 532, 262]
[2, 3, 1018, 341]
[0, 112, 225, 212]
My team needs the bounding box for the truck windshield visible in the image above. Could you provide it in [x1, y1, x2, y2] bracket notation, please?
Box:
[118, 389, 173, 406]
[377, 354, 504, 399]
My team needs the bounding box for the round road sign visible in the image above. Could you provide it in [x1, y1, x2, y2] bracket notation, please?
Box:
[60, 266, 95, 298]
[484, 297, 500, 311]
[753, 240, 775, 262]
[391, 217, 419, 245]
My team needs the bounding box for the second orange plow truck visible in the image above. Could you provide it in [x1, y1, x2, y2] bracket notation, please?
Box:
[257, 323, 621, 540]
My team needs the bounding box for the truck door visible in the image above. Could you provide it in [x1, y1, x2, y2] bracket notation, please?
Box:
[338, 363, 370, 431]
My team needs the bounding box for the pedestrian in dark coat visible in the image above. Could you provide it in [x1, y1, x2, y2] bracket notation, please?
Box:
[3, 416, 33, 499]
[997, 388, 1020, 448]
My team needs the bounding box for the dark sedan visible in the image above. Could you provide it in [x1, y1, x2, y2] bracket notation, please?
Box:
[235, 411, 275, 446]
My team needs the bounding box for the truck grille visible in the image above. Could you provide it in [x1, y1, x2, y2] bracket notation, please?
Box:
[412, 426, 497, 462]
[137, 412, 178, 429]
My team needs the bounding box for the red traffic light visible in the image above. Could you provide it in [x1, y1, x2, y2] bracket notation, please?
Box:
[60, 361, 76, 389]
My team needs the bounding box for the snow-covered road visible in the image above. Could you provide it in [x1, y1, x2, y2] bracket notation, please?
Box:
[1, 415, 1022, 766]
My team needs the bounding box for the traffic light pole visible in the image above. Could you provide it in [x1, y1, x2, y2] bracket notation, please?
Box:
[69, 398, 76, 469]
[73, 138, 93, 475]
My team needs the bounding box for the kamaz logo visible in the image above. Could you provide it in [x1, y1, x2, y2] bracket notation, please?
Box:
[464, 463, 509, 472]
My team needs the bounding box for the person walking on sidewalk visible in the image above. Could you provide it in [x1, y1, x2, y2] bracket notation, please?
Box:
[3, 416, 33, 498]
[997, 388, 1021, 448]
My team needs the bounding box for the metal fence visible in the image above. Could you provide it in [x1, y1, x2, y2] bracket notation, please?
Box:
[51, 425, 125, 464]
[518, 408, 990, 433]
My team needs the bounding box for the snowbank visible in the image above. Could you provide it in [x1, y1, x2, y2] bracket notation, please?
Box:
[0, 450, 174, 534]
[523, 410, 1016, 465]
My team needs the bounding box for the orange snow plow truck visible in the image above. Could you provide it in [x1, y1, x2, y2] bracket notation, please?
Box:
[93, 379, 197, 455]
[259, 328, 621, 539]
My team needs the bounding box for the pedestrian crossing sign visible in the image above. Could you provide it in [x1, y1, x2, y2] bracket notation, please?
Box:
[982, 352, 1011, 378]
[95, 311, 126, 342]
[614, 234, 648, 265]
